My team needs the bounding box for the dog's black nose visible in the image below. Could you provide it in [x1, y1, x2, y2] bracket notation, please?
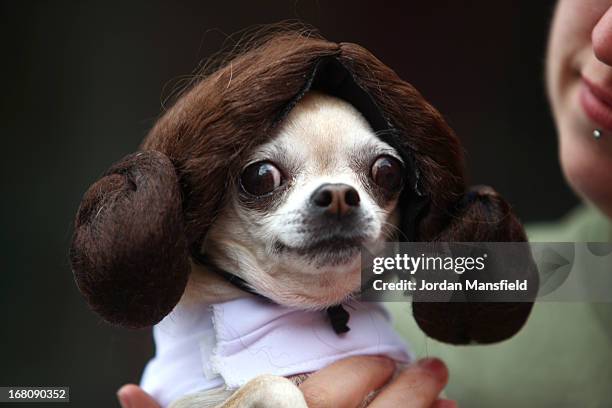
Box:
[311, 183, 360, 216]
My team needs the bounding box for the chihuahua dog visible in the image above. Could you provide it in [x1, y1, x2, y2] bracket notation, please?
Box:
[156, 91, 409, 408]
[193, 90, 403, 309]
[71, 28, 537, 408]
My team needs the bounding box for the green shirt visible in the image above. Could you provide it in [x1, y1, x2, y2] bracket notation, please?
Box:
[388, 205, 612, 407]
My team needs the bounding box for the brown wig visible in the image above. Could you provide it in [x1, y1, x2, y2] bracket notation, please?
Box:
[70, 28, 537, 344]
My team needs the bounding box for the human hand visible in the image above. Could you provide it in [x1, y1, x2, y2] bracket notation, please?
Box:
[116, 356, 456, 408]
[117, 384, 160, 408]
[299, 356, 456, 408]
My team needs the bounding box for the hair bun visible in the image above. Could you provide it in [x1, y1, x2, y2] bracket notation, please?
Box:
[412, 185, 539, 344]
[70, 150, 189, 328]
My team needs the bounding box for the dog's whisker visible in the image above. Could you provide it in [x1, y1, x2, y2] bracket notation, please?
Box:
[380, 219, 409, 241]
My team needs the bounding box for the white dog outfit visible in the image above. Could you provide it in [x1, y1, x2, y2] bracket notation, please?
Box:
[141, 297, 411, 407]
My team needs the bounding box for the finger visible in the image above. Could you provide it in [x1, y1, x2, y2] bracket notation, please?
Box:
[432, 399, 458, 408]
[117, 384, 160, 408]
[368, 357, 449, 408]
[300, 355, 395, 408]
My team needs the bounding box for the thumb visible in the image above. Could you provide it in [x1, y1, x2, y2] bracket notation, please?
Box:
[117, 384, 160, 408]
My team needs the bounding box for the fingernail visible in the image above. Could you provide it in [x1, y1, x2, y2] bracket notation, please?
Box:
[117, 390, 131, 408]
[418, 357, 448, 381]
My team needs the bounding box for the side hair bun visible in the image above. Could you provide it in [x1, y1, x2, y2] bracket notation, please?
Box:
[70, 151, 190, 328]
[412, 185, 539, 344]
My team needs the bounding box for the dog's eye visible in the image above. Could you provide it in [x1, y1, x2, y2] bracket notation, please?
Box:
[371, 155, 403, 192]
[240, 161, 283, 196]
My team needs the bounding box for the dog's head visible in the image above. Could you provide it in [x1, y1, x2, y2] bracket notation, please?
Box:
[200, 91, 404, 309]
[70, 30, 536, 344]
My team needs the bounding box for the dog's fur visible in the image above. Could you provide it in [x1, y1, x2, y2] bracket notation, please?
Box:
[70, 27, 538, 407]
[187, 91, 401, 309]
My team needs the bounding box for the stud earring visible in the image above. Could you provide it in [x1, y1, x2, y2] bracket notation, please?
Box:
[593, 129, 602, 140]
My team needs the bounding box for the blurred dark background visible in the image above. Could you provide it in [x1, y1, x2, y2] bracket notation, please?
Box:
[0, 0, 571, 407]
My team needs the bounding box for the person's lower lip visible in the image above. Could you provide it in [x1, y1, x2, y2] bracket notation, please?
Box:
[579, 80, 612, 131]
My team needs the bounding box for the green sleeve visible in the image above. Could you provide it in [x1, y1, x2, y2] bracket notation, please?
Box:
[387, 205, 612, 407]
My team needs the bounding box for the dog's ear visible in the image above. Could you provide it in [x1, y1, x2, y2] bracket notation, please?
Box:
[70, 151, 189, 328]
[411, 186, 538, 344]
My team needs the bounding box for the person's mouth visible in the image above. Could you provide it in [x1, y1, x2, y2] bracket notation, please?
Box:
[579, 76, 612, 131]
